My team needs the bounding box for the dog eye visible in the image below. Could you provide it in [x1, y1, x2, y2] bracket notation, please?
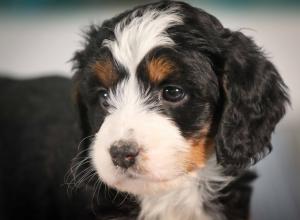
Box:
[162, 85, 185, 102]
[99, 89, 109, 108]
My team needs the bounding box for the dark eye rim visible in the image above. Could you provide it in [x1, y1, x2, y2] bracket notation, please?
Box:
[160, 84, 187, 103]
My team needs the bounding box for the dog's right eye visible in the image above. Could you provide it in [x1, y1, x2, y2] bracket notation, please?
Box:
[161, 85, 186, 103]
[99, 89, 109, 108]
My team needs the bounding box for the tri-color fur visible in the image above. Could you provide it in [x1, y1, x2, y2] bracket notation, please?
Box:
[72, 1, 289, 220]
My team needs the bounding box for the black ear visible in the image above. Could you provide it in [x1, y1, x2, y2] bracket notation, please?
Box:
[73, 79, 91, 140]
[72, 51, 92, 140]
[215, 30, 289, 168]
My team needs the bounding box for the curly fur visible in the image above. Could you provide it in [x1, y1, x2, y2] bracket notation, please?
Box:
[0, 1, 289, 220]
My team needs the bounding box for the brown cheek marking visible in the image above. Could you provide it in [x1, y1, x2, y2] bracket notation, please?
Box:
[92, 60, 118, 87]
[148, 57, 174, 83]
[183, 126, 215, 172]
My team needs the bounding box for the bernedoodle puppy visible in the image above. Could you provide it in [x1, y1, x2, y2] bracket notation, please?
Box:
[0, 1, 289, 220]
[71, 1, 289, 219]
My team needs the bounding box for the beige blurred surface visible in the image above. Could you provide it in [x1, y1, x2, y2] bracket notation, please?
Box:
[0, 3, 299, 220]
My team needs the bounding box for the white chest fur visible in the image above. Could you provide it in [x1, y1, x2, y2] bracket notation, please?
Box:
[137, 159, 231, 220]
[138, 180, 213, 220]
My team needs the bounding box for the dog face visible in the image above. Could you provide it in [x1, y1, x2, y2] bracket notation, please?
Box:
[72, 1, 289, 195]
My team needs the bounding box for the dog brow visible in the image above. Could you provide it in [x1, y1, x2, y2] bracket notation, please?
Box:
[147, 57, 175, 83]
[91, 59, 118, 88]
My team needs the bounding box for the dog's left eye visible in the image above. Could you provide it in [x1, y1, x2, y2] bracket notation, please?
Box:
[99, 89, 109, 108]
[162, 85, 186, 102]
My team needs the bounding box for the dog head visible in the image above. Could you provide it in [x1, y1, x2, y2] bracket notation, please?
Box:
[72, 1, 289, 195]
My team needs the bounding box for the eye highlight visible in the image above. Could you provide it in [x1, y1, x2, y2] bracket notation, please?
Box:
[99, 89, 109, 109]
[161, 85, 186, 103]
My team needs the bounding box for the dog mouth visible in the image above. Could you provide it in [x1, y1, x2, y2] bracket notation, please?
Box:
[105, 167, 192, 196]
[113, 166, 184, 184]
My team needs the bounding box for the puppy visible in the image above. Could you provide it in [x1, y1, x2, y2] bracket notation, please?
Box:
[72, 1, 289, 220]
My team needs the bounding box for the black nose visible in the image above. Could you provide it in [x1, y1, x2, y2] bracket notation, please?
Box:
[109, 141, 139, 169]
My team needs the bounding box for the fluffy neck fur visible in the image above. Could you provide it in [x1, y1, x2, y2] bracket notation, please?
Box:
[138, 157, 231, 220]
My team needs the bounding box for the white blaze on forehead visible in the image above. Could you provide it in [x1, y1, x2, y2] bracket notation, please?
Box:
[103, 7, 183, 74]
[106, 78, 152, 114]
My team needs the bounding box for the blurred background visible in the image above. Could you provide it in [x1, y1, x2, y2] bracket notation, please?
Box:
[0, 0, 299, 219]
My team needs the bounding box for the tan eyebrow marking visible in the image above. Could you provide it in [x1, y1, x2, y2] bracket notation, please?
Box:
[91, 59, 118, 87]
[147, 57, 175, 83]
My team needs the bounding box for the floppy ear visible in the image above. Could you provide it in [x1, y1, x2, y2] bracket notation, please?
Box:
[72, 51, 92, 140]
[73, 80, 91, 141]
[215, 30, 289, 168]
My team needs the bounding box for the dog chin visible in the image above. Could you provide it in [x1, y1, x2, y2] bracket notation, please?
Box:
[103, 169, 196, 196]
